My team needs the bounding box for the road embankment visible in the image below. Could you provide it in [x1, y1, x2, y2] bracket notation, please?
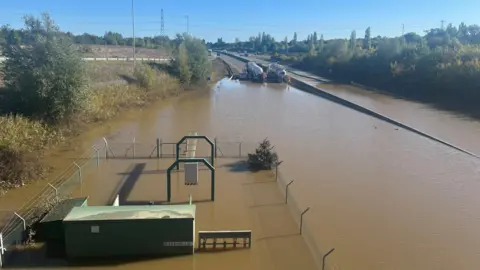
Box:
[219, 51, 479, 159]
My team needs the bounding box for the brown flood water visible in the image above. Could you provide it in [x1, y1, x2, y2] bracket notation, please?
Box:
[3, 78, 480, 270]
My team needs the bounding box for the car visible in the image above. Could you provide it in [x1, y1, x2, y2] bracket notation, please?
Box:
[217, 53, 221, 56]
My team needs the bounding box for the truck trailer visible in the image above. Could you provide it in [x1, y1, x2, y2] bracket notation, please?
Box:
[243, 61, 265, 82]
[267, 63, 287, 83]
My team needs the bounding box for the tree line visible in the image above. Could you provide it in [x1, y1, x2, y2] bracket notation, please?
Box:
[211, 23, 480, 117]
[0, 24, 177, 49]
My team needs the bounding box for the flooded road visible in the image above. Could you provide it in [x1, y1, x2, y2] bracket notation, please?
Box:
[79, 78, 480, 270]
[318, 83, 480, 156]
[3, 75, 480, 269]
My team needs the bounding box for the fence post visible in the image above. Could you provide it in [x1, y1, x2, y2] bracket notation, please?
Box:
[160, 139, 163, 158]
[300, 207, 310, 235]
[94, 147, 100, 167]
[285, 180, 294, 204]
[239, 142, 242, 157]
[73, 162, 82, 195]
[132, 137, 136, 159]
[13, 212, 26, 231]
[275, 161, 283, 181]
[322, 248, 335, 270]
[214, 137, 217, 158]
[0, 232, 4, 268]
[156, 138, 160, 158]
[103, 137, 109, 159]
[48, 183, 58, 198]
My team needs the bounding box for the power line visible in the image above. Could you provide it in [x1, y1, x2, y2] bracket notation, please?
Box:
[160, 9, 164, 35]
[132, 0, 136, 70]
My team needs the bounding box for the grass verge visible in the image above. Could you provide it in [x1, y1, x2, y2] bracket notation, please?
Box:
[0, 62, 181, 195]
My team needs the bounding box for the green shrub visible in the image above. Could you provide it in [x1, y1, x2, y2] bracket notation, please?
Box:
[134, 63, 155, 90]
[0, 13, 88, 124]
[247, 138, 279, 171]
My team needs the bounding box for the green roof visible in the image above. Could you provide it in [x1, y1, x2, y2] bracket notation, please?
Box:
[63, 204, 196, 222]
[40, 197, 88, 223]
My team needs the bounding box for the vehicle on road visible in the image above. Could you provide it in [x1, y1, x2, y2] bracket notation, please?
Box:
[243, 61, 265, 82]
[217, 52, 221, 56]
[267, 63, 287, 83]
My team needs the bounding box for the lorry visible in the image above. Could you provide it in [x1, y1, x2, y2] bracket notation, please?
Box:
[244, 61, 265, 82]
[266, 63, 287, 83]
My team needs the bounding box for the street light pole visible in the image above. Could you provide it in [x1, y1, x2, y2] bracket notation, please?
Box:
[132, 0, 136, 71]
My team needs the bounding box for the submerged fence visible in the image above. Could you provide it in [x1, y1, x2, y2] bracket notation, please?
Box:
[0, 142, 107, 267]
[0, 136, 339, 269]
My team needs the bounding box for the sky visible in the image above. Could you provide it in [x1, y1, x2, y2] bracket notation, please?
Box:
[0, 0, 478, 42]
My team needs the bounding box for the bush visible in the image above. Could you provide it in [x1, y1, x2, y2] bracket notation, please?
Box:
[173, 34, 211, 85]
[0, 13, 88, 124]
[134, 63, 155, 90]
[0, 115, 61, 189]
[247, 138, 279, 170]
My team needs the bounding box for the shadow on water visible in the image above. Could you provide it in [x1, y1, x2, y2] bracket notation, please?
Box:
[115, 163, 146, 205]
[222, 160, 251, 173]
[3, 244, 190, 268]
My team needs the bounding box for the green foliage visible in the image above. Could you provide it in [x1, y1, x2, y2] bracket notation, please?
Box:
[176, 42, 192, 84]
[247, 138, 279, 171]
[364, 27, 371, 49]
[134, 63, 155, 90]
[173, 34, 210, 85]
[293, 24, 480, 115]
[1, 13, 88, 124]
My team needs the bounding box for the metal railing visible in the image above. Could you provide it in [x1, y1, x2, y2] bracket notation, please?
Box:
[0, 142, 107, 267]
[0, 136, 341, 269]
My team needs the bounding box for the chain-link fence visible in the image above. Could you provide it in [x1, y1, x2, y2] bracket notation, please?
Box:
[0, 136, 339, 269]
[104, 137, 258, 160]
[0, 142, 107, 267]
[273, 163, 340, 270]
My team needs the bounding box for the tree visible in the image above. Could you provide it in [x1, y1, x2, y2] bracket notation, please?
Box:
[318, 34, 324, 52]
[349, 30, 357, 51]
[173, 33, 210, 84]
[293, 32, 297, 45]
[182, 34, 211, 83]
[364, 27, 371, 49]
[247, 138, 279, 171]
[1, 12, 87, 124]
[313, 32, 318, 46]
[284, 36, 288, 52]
[175, 42, 191, 84]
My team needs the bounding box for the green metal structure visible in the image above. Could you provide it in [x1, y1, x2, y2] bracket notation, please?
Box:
[167, 158, 215, 202]
[175, 135, 215, 170]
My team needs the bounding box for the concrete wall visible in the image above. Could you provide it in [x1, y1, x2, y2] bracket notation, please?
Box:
[219, 51, 479, 159]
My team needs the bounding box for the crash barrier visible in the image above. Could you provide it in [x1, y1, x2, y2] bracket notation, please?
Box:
[0, 57, 172, 63]
[82, 57, 171, 62]
[220, 51, 479, 159]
